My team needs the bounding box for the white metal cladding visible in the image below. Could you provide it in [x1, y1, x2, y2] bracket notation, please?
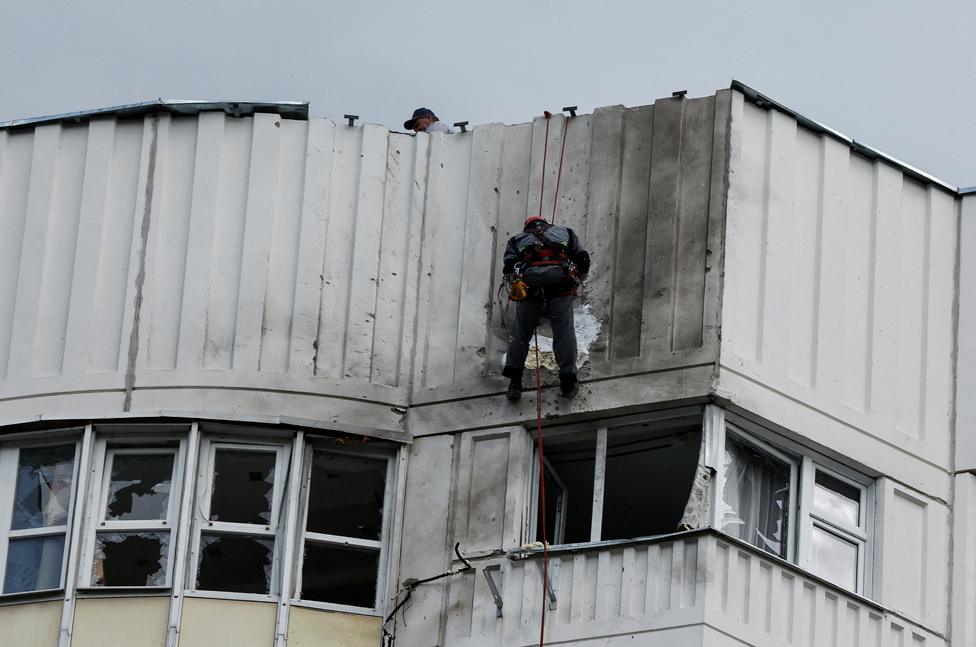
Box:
[0, 92, 731, 428]
[719, 92, 958, 490]
[430, 533, 944, 647]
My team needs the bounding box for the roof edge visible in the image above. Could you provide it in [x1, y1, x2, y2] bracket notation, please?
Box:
[730, 80, 960, 196]
[0, 99, 309, 131]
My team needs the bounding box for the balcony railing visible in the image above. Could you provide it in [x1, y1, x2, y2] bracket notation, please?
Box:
[441, 530, 945, 647]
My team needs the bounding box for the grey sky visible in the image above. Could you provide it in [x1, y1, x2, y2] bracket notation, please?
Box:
[2, 0, 972, 187]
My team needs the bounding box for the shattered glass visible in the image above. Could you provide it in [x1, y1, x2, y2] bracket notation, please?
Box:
[3, 535, 65, 593]
[92, 532, 169, 587]
[11, 445, 75, 530]
[209, 450, 275, 524]
[306, 452, 386, 539]
[301, 541, 379, 608]
[196, 533, 273, 594]
[721, 435, 791, 559]
[105, 453, 175, 521]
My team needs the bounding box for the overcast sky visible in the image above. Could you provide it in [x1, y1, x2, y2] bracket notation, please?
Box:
[2, 0, 972, 187]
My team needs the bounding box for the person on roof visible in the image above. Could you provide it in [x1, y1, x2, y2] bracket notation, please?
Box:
[502, 216, 590, 401]
[403, 107, 454, 134]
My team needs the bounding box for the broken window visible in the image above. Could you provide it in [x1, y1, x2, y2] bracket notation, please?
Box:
[1, 443, 78, 594]
[89, 447, 181, 587]
[535, 411, 703, 545]
[715, 415, 871, 594]
[297, 448, 391, 609]
[193, 442, 286, 596]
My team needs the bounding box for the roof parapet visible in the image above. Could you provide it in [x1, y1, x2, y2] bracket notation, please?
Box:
[0, 99, 309, 131]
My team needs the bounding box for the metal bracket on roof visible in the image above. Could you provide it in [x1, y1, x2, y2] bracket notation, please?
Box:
[672, 90, 688, 99]
[482, 567, 504, 617]
[343, 114, 359, 127]
[453, 121, 469, 133]
[562, 106, 577, 117]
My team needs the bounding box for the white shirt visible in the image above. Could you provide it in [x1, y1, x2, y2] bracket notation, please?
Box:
[424, 120, 455, 134]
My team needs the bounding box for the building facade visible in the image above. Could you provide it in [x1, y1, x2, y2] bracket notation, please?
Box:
[0, 85, 971, 646]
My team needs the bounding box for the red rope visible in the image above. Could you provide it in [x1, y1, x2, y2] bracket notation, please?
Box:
[550, 116, 570, 224]
[537, 112, 552, 217]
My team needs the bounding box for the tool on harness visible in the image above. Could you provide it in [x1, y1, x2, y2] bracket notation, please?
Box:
[506, 266, 529, 301]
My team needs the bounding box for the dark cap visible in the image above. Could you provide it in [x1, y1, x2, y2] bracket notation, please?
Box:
[404, 107, 436, 130]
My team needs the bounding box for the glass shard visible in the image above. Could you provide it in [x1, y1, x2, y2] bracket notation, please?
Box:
[721, 435, 792, 559]
[3, 535, 65, 594]
[209, 449, 276, 524]
[92, 532, 169, 587]
[11, 445, 76, 530]
[196, 533, 273, 594]
[301, 541, 379, 608]
[106, 453, 175, 521]
[306, 452, 387, 539]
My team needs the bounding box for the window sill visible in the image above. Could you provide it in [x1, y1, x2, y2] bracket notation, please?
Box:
[75, 586, 172, 598]
[0, 588, 65, 606]
[288, 598, 383, 617]
[183, 589, 278, 604]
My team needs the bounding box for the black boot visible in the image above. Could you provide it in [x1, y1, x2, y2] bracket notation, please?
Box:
[506, 379, 523, 402]
[559, 374, 578, 398]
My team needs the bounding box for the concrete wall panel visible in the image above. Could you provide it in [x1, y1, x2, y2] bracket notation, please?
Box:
[876, 478, 948, 633]
[0, 599, 62, 647]
[0, 93, 729, 429]
[179, 597, 276, 647]
[956, 195, 976, 470]
[286, 607, 380, 647]
[71, 596, 168, 647]
[722, 93, 957, 480]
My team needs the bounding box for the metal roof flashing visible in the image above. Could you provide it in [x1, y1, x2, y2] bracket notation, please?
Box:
[730, 80, 963, 196]
[0, 99, 309, 131]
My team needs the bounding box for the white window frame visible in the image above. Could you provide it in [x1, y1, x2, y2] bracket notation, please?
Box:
[79, 438, 187, 589]
[711, 409, 874, 596]
[186, 438, 290, 601]
[291, 441, 396, 616]
[0, 435, 83, 596]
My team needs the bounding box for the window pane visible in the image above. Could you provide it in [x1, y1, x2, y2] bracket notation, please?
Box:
[210, 449, 275, 524]
[721, 435, 792, 559]
[11, 445, 75, 530]
[536, 435, 595, 544]
[814, 471, 861, 528]
[105, 453, 175, 521]
[3, 535, 65, 593]
[306, 453, 386, 539]
[601, 425, 701, 541]
[197, 533, 273, 594]
[810, 525, 859, 591]
[92, 532, 169, 587]
[301, 542, 379, 608]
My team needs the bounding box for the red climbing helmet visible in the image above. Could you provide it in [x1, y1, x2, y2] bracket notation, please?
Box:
[523, 215, 547, 229]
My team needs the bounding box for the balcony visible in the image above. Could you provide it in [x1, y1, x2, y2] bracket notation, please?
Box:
[441, 530, 944, 647]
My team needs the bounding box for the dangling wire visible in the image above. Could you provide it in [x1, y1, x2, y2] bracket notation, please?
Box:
[533, 330, 549, 647]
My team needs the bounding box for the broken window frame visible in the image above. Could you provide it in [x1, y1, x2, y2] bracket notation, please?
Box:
[290, 440, 396, 615]
[186, 438, 290, 600]
[80, 439, 186, 589]
[710, 408, 874, 596]
[0, 435, 82, 596]
[527, 407, 706, 547]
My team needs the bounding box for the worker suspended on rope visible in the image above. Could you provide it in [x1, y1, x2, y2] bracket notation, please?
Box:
[502, 215, 590, 401]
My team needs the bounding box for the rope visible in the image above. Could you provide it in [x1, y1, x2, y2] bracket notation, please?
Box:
[533, 330, 548, 647]
[537, 112, 552, 217]
[550, 115, 570, 224]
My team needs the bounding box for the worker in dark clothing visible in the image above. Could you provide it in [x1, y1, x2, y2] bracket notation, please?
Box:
[502, 216, 590, 401]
